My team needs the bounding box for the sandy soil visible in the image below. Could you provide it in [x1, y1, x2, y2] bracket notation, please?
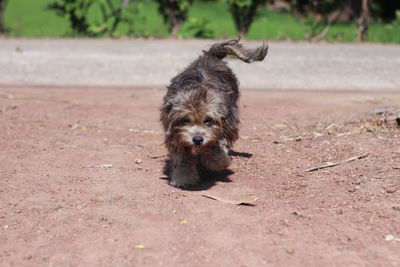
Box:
[1, 86, 399, 266]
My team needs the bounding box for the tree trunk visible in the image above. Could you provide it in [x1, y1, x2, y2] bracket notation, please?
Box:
[239, 25, 247, 39]
[357, 0, 369, 42]
[168, 7, 182, 38]
[231, 2, 259, 39]
[170, 21, 182, 38]
[230, 5, 242, 37]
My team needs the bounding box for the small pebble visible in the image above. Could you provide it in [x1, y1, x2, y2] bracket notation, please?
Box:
[348, 187, 356, 193]
[100, 164, 113, 168]
[385, 235, 394, 241]
[286, 248, 295, 254]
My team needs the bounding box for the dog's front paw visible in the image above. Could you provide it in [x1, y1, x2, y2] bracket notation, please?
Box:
[169, 166, 200, 188]
[200, 144, 231, 171]
[200, 153, 231, 171]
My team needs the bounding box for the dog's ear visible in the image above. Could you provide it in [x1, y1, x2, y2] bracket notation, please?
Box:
[160, 100, 173, 131]
[221, 115, 239, 147]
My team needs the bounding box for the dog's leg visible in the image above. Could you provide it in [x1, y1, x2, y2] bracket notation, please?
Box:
[200, 139, 231, 171]
[169, 153, 199, 188]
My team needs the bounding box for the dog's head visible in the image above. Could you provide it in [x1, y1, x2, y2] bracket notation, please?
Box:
[161, 86, 227, 154]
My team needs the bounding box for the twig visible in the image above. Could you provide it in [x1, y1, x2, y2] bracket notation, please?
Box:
[149, 154, 167, 159]
[201, 194, 257, 206]
[306, 153, 369, 172]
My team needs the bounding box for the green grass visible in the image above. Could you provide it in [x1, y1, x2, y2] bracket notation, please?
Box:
[4, 0, 400, 43]
[247, 9, 305, 40]
[369, 22, 400, 43]
[325, 23, 357, 42]
[4, 0, 70, 37]
[130, 2, 169, 38]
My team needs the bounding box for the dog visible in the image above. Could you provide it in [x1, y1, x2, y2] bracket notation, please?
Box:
[160, 40, 268, 188]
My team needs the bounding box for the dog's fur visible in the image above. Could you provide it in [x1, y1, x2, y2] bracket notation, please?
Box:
[160, 40, 268, 188]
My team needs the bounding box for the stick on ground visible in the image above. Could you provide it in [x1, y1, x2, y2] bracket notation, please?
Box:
[201, 194, 258, 205]
[306, 153, 369, 172]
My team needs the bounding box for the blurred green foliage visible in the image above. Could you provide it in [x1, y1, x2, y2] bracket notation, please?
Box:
[3, 0, 400, 43]
[155, 0, 193, 37]
[224, 0, 266, 36]
[47, 0, 150, 37]
[47, 0, 93, 35]
[184, 18, 214, 38]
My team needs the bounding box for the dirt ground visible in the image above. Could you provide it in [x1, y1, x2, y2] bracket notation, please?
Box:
[0, 86, 399, 266]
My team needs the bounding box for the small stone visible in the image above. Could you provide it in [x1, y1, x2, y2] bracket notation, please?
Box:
[286, 248, 295, 254]
[100, 164, 113, 168]
[348, 187, 356, 193]
[135, 158, 143, 164]
[281, 219, 289, 226]
[371, 108, 394, 115]
[70, 124, 79, 130]
[385, 235, 394, 241]
[383, 184, 397, 194]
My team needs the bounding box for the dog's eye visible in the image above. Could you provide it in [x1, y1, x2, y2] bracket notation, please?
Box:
[204, 118, 213, 126]
[180, 118, 191, 125]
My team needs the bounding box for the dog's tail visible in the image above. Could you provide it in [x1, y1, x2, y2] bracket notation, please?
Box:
[205, 39, 268, 63]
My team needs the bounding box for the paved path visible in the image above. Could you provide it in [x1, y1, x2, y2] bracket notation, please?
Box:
[0, 39, 399, 91]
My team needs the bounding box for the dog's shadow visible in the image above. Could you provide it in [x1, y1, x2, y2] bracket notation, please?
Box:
[160, 150, 252, 191]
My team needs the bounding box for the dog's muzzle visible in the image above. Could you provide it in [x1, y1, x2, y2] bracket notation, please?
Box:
[192, 136, 204, 146]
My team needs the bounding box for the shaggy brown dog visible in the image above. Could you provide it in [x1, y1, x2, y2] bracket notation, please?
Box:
[160, 40, 268, 188]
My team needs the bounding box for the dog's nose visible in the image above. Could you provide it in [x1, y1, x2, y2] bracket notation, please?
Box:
[192, 136, 203, 146]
